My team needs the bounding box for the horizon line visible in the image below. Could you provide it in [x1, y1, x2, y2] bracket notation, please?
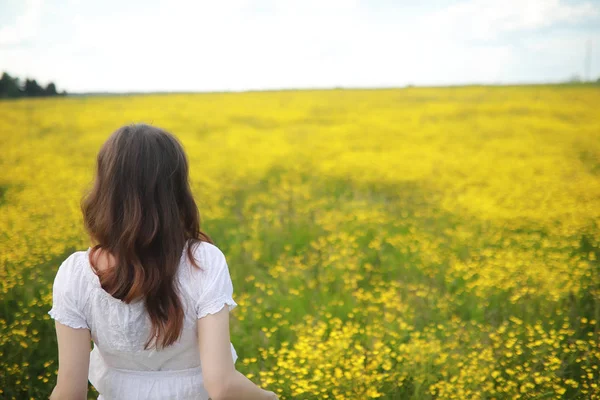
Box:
[45, 80, 600, 97]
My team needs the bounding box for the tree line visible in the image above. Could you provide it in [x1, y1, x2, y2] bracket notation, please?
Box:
[0, 72, 67, 98]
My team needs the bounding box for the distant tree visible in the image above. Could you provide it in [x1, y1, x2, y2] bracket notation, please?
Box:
[0, 72, 65, 98]
[44, 82, 57, 96]
[24, 79, 44, 96]
[0, 72, 22, 98]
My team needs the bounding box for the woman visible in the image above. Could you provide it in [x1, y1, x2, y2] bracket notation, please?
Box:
[48, 124, 278, 400]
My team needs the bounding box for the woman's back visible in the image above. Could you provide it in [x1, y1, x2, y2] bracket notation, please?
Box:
[49, 240, 238, 400]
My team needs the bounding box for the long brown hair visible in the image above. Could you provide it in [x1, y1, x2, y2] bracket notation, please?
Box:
[82, 123, 214, 349]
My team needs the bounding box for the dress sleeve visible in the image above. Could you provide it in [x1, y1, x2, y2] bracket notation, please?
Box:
[195, 245, 238, 320]
[48, 254, 90, 329]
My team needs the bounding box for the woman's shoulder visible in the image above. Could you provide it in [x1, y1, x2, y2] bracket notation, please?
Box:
[55, 249, 90, 274]
[187, 240, 227, 267]
[182, 240, 230, 284]
[183, 240, 237, 317]
[49, 249, 95, 322]
[52, 249, 96, 288]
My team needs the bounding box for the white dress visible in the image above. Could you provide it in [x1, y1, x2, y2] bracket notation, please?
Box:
[48, 241, 238, 400]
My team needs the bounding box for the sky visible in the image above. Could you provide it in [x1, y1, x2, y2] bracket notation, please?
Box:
[1, 0, 600, 93]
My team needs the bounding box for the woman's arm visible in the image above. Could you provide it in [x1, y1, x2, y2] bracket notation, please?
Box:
[49, 321, 91, 400]
[197, 306, 277, 400]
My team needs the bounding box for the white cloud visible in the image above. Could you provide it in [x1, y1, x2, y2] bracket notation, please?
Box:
[0, 0, 44, 46]
[425, 0, 599, 40]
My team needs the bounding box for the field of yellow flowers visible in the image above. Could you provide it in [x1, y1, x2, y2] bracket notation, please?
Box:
[1, 86, 599, 399]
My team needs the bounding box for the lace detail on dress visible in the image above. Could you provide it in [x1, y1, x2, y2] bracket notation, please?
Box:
[196, 296, 238, 320]
[92, 289, 152, 352]
[48, 307, 89, 329]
